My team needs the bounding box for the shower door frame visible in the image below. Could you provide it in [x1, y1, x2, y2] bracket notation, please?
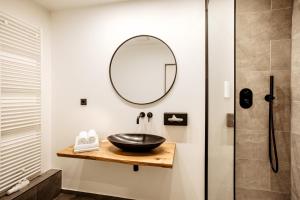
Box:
[204, 0, 237, 199]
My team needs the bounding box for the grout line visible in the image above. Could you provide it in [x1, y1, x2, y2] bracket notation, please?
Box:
[291, 100, 300, 103]
[291, 132, 300, 134]
[271, 0, 273, 10]
[270, 69, 291, 71]
[236, 128, 291, 132]
[270, 39, 292, 42]
[236, 129, 269, 132]
[270, 39, 272, 74]
[236, 68, 270, 72]
[271, 7, 293, 11]
[235, 186, 291, 195]
[237, 7, 291, 15]
[236, 157, 290, 163]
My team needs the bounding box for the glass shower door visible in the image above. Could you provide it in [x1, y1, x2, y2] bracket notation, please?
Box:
[207, 0, 235, 199]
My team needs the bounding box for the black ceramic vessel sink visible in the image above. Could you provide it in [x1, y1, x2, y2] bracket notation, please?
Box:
[107, 134, 166, 152]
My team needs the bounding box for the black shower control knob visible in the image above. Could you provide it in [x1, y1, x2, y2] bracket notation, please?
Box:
[240, 88, 253, 109]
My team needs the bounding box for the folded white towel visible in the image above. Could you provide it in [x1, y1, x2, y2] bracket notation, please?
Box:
[87, 129, 97, 144]
[74, 136, 99, 153]
[78, 131, 88, 145]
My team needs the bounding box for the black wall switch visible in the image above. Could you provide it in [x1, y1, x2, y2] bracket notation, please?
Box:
[80, 99, 87, 106]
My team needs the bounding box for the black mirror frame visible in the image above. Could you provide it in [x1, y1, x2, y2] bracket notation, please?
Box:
[109, 35, 177, 105]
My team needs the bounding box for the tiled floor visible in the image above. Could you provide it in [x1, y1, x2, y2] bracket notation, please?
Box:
[54, 193, 131, 200]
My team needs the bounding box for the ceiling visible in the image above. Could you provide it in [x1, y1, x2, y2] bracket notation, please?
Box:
[33, 0, 129, 11]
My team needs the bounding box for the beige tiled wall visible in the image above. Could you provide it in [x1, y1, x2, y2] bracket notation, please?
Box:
[292, 0, 300, 199]
[236, 0, 292, 199]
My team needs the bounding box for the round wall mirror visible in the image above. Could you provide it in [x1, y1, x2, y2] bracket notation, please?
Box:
[109, 35, 177, 105]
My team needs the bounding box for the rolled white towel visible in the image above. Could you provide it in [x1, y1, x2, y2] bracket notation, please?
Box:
[87, 129, 98, 144]
[6, 178, 30, 195]
[74, 136, 99, 153]
[78, 131, 88, 145]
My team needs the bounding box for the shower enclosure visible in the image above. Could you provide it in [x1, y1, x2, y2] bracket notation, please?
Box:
[207, 0, 299, 199]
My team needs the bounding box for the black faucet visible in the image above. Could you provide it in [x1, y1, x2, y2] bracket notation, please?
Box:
[136, 112, 145, 124]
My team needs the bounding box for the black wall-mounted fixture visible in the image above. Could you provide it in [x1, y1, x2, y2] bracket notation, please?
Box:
[239, 88, 253, 109]
[164, 113, 188, 126]
[133, 165, 139, 172]
[147, 112, 153, 122]
[80, 99, 87, 106]
[226, 113, 234, 128]
[265, 76, 279, 173]
[136, 112, 145, 124]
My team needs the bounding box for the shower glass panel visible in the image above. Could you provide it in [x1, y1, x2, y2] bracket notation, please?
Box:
[207, 0, 235, 199]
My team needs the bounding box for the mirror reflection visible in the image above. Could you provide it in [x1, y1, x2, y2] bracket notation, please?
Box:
[110, 35, 177, 105]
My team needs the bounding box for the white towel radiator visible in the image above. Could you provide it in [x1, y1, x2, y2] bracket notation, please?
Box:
[0, 12, 41, 193]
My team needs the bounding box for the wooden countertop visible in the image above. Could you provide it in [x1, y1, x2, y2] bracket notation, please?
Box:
[57, 140, 176, 168]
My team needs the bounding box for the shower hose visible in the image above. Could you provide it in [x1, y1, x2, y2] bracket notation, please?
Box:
[265, 75, 279, 173]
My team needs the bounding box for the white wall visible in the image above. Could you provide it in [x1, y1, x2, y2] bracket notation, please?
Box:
[51, 1, 205, 200]
[208, 0, 234, 199]
[0, 0, 52, 172]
